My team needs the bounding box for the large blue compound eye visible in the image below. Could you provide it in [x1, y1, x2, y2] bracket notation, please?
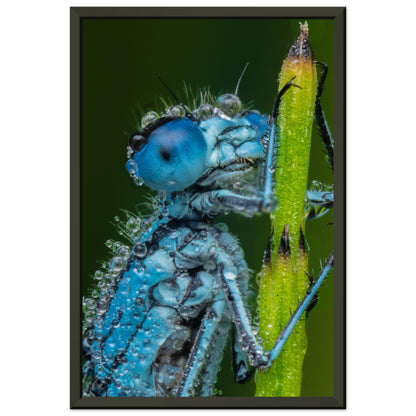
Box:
[129, 118, 208, 192]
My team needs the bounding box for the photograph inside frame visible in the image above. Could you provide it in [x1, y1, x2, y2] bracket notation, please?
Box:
[72, 9, 344, 406]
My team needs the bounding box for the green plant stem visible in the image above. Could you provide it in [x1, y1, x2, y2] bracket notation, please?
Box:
[255, 23, 317, 397]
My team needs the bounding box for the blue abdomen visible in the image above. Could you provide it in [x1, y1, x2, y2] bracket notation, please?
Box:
[83, 221, 234, 397]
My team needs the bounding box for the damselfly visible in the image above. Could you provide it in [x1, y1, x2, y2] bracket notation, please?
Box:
[82, 26, 334, 398]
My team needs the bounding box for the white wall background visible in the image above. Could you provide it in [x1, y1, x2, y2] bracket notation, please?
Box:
[1, 1, 415, 415]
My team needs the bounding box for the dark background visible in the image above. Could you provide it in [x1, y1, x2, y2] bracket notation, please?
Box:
[81, 17, 334, 397]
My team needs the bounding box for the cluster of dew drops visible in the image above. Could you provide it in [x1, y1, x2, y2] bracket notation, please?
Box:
[82, 212, 154, 332]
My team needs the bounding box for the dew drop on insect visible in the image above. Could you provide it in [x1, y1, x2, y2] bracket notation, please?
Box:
[166, 105, 185, 117]
[94, 270, 104, 281]
[126, 216, 141, 232]
[96, 299, 108, 315]
[110, 256, 124, 271]
[217, 93, 242, 116]
[224, 267, 237, 280]
[133, 176, 144, 186]
[136, 262, 145, 274]
[216, 222, 228, 232]
[197, 103, 214, 119]
[135, 297, 144, 307]
[167, 180, 177, 186]
[119, 282, 130, 295]
[112, 241, 122, 253]
[141, 111, 158, 128]
[126, 159, 138, 175]
[117, 245, 130, 258]
[134, 243, 147, 259]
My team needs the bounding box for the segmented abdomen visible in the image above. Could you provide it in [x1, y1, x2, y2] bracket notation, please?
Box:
[83, 221, 235, 397]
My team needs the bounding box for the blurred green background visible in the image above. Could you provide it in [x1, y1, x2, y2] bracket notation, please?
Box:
[81, 17, 334, 397]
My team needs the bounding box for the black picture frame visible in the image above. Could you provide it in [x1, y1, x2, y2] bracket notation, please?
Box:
[70, 6, 346, 409]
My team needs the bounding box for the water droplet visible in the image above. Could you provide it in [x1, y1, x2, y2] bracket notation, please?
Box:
[96, 299, 108, 315]
[109, 256, 124, 272]
[217, 93, 242, 116]
[119, 282, 130, 295]
[135, 297, 144, 307]
[216, 222, 228, 232]
[166, 105, 185, 117]
[141, 111, 158, 128]
[197, 103, 214, 119]
[126, 159, 138, 174]
[133, 176, 144, 186]
[94, 270, 104, 280]
[310, 179, 323, 192]
[223, 266, 237, 280]
[133, 243, 147, 259]
[117, 245, 130, 258]
[113, 241, 122, 252]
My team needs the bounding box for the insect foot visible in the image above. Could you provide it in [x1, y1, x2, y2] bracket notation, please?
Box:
[261, 194, 278, 214]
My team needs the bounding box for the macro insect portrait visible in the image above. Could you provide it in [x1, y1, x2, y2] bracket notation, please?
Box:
[70, 7, 345, 409]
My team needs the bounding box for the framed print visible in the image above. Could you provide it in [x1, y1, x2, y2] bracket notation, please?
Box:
[70, 7, 345, 409]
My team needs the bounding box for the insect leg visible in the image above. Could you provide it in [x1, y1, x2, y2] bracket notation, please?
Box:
[306, 189, 334, 220]
[262, 78, 301, 211]
[189, 190, 264, 217]
[215, 234, 334, 369]
[214, 247, 269, 368]
[175, 298, 229, 397]
[232, 328, 254, 383]
[307, 189, 334, 207]
[268, 251, 334, 363]
[314, 61, 334, 171]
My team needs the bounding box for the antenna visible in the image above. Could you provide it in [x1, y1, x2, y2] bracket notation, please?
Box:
[155, 74, 192, 118]
[234, 62, 249, 95]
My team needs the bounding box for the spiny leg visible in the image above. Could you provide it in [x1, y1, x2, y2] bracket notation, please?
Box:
[306, 189, 334, 220]
[178, 228, 334, 375]
[314, 61, 334, 171]
[189, 189, 265, 218]
[215, 247, 269, 368]
[269, 251, 334, 362]
[262, 77, 301, 211]
[232, 327, 254, 383]
[306, 62, 334, 220]
[175, 299, 229, 397]
[215, 235, 334, 370]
